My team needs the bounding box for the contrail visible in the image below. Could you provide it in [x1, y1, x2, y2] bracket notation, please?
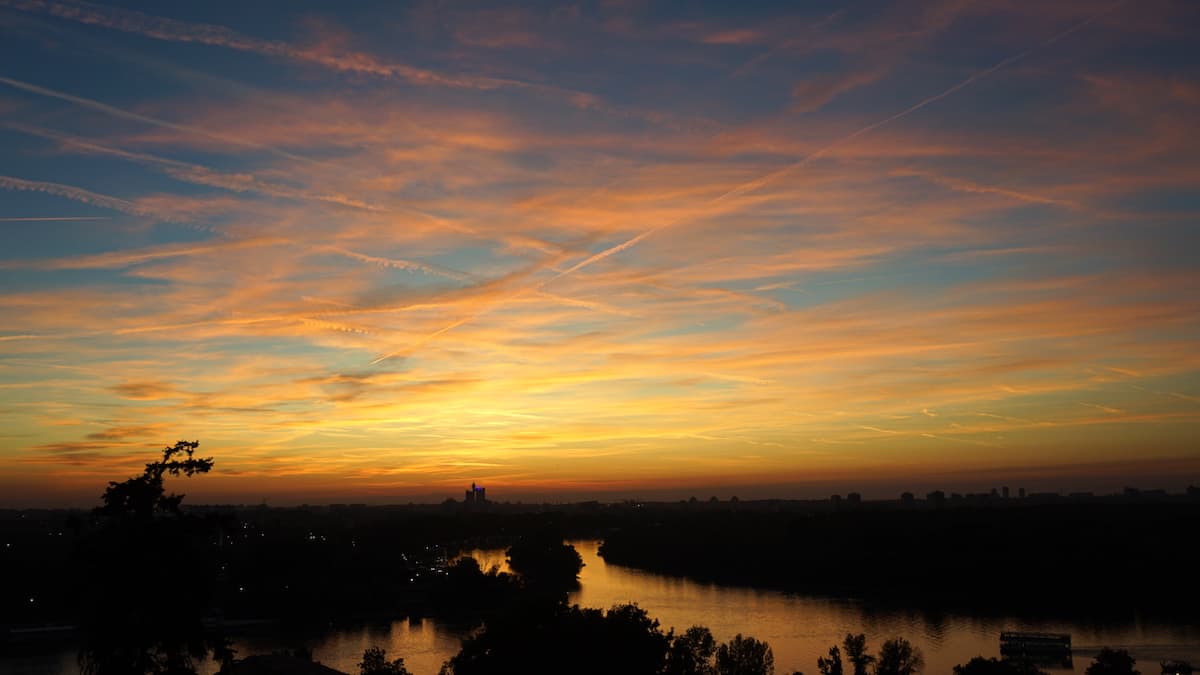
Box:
[0, 75, 326, 167]
[0, 0, 515, 91]
[5, 122, 383, 211]
[546, 0, 1130, 285]
[0, 173, 217, 229]
[369, 315, 476, 365]
[0, 216, 111, 221]
[0, 174, 143, 214]
[1, 236, 291, 270]
[368, 0, 1127, 364]
[2, 112, 571, 256]
[1, 0, 684, 126]
[318, 246, 474, 282]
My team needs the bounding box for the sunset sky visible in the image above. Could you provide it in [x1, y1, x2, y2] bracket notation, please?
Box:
[1, 0, 1198, 506]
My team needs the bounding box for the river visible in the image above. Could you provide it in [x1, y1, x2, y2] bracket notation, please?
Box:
[6, 540, 1199, 674]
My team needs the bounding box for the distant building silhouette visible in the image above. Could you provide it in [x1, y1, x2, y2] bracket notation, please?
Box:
[900, 492, 915, 504]
[926, 490, 946, 507]
[1002, 486, 1010, 499]
[1019, 487, 1026, 498]
[1028, 492, 1060, 501]
[464, 482, 487, 504]
[847, 492, 862, 505]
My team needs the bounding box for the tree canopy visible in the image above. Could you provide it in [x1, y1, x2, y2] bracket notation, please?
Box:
[359, 647, 413, 675]
[667, 626, 718, 675]
[1085, 649, 1140, 675]
[842, 634, 874, 675]
[79, 441, 228, 675]
[875, 638, 923, 675]
[97, 440, 213, 520]
[505, 534, 585, 590]
[817, 645, 843, 675]
[953, 657, 1048, 675]
[715, 634, 775, 675]
[440, 603, 669, 675]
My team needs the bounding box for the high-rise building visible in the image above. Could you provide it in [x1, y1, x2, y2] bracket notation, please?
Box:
[464, 482, 487, 504]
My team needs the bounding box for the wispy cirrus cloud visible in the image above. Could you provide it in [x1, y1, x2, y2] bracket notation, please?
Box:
[0, 0, 513, 89]
[0, 75, 324, 165]
[1, 0, 1197, 504]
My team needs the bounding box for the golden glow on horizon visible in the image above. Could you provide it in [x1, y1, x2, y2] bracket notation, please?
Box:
[0, 0, 1198, 503]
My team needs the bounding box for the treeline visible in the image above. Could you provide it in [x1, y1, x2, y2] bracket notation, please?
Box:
[598, 503, 1200, 612]
[1, 497, 613, 627]
[355, 605, 1146, 675]
[8, 494, 1199, 629]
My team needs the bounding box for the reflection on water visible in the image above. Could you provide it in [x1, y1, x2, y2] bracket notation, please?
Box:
[299, 541, 1200, 675]
[7, 540, 1200, 675]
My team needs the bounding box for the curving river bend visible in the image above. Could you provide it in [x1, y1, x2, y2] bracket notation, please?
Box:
[9, 540, 1200, 674]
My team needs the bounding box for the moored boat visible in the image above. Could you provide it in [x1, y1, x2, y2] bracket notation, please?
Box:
[999, 631, 1072, 657]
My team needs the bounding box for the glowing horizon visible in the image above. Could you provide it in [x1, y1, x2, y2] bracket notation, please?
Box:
[1, 0, 1198, 506]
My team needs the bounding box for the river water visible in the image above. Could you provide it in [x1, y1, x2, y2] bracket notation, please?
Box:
[7, 540, 1199, 674]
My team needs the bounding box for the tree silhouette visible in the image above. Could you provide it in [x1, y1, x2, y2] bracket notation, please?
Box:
[842, 634, 874, 675]
[666, 626, 718, 675]
[440, 603, 670, 675]
[505, 534, 584, 590]
[1085, 649, 1140, 675]
[953, 657, 1047, 675]
[97, 440, 213, 519]
[716, 634, 775, 675]
[875, 638, 923, 675]
[78, 441, 229, 675]
[817, 645, 844, 675]
[359, 647, 412, 675]
[504, 528, 583, 607]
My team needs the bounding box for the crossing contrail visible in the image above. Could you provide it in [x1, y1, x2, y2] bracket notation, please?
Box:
[0, 75, 327, 167]
[0, 216, 111, 221]
[544, 0, 1129, 286]
[0, 174, 143, 214]
[363, 1, 1125, 364]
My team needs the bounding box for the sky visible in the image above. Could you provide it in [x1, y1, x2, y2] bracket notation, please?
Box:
[1, 0, 1198, 507]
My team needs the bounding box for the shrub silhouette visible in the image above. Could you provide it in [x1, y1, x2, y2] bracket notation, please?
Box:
[359, 647, 412, 675]
[953, 657, 1047, 675]
[1085, 648, 1139, 675]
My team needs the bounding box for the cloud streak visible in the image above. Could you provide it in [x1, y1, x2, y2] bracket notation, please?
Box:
[0, 0, 1196, 504]
[542, 0, 1132, 287]
[0, 174, 142, 214]
[0, 215, 111, 221]
[0, 75, 324, 166]
[1, 0, 517, 90]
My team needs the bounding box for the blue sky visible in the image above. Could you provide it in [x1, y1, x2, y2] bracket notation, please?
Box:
[1, 0, 1198, 505]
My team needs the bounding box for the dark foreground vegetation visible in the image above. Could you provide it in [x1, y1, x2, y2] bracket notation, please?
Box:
[2, 441, 1194, 673]
[597, 501, 1200, 613]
